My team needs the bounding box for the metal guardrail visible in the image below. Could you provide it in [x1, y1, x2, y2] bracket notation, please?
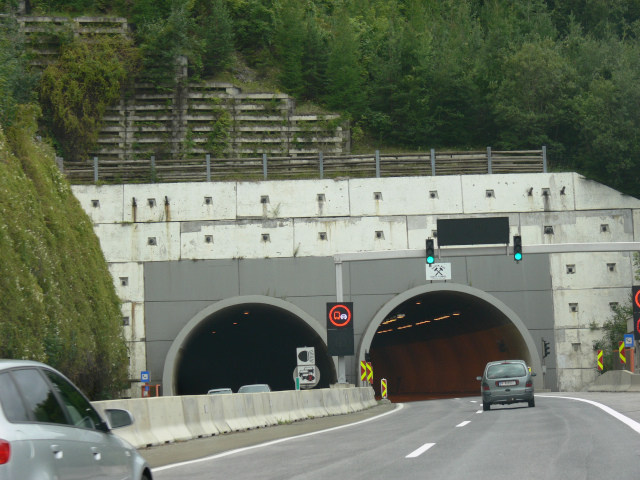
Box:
[62, 147, 546, 184]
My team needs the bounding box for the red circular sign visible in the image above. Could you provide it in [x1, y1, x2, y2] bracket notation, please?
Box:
[329, 304, 352, 328]
[635, 290, 640, 309]
[637, 318, 640, 334]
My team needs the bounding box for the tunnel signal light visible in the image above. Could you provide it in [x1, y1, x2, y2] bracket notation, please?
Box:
[633, 286, 640, 341]
[426, 238, 435, 265]
[513, 235, 522, 261]
[543, 340, 550, 358]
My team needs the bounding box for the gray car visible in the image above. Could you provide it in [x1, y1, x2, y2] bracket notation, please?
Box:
[237, 384, 271, 394]
[0, 359, 152, 480]
[477, 360, 536, 411]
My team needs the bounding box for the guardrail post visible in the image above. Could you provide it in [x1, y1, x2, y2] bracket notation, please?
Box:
[263, 154, 267, 180]
[93, 157, 98, 183]
[150, 156, 156, 183]
[375, 150, 380, 178]
[487, 147, 492, 174]
[206, 154, 211, 182]
[430, 149, 435, 176]
[319, 151, 324, 179]
[542, 145, 547, 173]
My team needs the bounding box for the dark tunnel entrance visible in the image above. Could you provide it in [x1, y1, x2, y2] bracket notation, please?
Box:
[175, 303, 336, 395]
[369, 290, 532, 401]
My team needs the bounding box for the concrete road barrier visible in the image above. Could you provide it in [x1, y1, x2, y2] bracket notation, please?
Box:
[93, 386, 376, 449]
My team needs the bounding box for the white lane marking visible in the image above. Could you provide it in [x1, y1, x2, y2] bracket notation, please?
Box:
[470, 400, 477, 403]
[406, 443, 435, 458]
[456, 421, 471, 427]
[153, 403, 405, 472]
[476, 410, 483, 414]
[538, 395, 640, 435]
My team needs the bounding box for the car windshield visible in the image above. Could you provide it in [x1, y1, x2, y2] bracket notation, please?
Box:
[486, 363, 526, 379]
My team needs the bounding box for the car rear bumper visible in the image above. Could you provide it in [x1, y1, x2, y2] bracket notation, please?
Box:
[482, 389, 534, 405]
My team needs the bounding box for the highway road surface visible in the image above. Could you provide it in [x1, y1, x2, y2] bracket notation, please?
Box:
[147, 393, 640, 479]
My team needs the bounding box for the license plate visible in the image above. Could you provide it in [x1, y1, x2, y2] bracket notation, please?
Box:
[498, 381, 516, 386]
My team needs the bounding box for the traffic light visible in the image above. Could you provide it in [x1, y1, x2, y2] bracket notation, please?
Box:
[633, 286, 640, 340]
[543, 340, 550, 358]
[426, 238, 435, 265]
[513, 235, 522, 261]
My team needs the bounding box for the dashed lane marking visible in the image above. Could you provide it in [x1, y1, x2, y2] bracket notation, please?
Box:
[406, 443, 436, 458]
[456, 421, 471, 427]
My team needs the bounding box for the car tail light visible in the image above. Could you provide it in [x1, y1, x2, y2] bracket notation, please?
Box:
[482, 383, 490, 391]
[526, 380, 533, 387]
[0, 439, 10, 465]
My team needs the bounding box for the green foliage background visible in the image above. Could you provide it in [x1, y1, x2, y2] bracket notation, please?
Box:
[9, 0, 640, 196]
[0, 108, 129, 399]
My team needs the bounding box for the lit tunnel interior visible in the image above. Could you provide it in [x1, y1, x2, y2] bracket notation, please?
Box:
[175, 303, 336, 395]
[369, 290, 531, 400]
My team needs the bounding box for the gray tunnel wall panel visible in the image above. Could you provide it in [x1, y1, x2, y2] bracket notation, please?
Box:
[145, 254, 555, 389]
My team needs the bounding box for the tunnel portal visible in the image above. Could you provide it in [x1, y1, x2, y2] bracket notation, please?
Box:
[175, 303, 336, 395]
[369, 290, 532, 400]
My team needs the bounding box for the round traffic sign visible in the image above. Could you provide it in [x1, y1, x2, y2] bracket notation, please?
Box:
[328, 304, 352, 328]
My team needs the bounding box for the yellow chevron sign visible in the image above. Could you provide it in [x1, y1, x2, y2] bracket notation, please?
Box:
[360, 361, 366, 381]
[366, 362, 373, 384]
[597, 350, 603, 371]
[381, 378, 388, 399]
[619, 341, 626, 364]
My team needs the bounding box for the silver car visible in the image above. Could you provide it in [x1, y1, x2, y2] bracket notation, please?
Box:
[477, 360, 536, 411]
[237, 384, 271, 394]
[0, 359, 152, 480]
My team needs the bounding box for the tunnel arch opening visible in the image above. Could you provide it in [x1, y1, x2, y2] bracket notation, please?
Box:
[163, 296, 336, 395]
[358, 284, 542, 400]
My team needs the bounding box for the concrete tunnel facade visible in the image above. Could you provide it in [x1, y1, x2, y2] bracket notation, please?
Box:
[71, 172, 640, 396]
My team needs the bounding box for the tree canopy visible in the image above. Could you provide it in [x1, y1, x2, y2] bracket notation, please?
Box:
[4, 0, 640, 197]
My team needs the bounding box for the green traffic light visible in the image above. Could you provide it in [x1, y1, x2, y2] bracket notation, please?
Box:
[514, 252, 522, 261]
[427, 256, 435, 264]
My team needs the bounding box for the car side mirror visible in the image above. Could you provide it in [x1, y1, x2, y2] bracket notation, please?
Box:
[531, 373, 537, 377]
[476, 376, 482, 381]
[104, 408, 135, 429]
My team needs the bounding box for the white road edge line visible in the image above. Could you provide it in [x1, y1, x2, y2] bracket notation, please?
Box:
[476, 410, 483, 414]
[153, 403, 405, 472]
[538, 395, 640, 435]
[470, 400, 477, 403]
[456, 421, 471, 427]
[406, 443, 435, 458]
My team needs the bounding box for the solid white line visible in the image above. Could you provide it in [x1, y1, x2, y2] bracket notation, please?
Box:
[538, 395, 640, 435]
[153, 403, 405, 472]
[476, 410, 483, 414]
[470, 400, 477, 403]
[456, 421, 471, 427]
[406, 443, 436, 458]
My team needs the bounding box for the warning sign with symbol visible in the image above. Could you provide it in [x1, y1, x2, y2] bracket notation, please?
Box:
[296, 347, 315, 366]
[293, 365, 320, 389]
[327, 302, 355, 356]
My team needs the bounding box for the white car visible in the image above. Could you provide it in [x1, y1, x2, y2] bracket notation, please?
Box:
[0, 359, 152, 480]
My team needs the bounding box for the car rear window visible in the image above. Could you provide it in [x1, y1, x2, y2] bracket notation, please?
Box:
[486, 363, 527, 379]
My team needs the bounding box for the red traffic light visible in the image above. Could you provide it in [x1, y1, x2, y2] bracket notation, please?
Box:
[633, 286, 640, 340]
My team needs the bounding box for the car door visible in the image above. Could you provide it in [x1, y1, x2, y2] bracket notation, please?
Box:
[8, 367, 86, 479]
[43, 368, 131, 480]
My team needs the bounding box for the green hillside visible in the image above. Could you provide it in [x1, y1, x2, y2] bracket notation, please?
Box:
[0, 107, 129, 400]
[4, 0, 640, 196]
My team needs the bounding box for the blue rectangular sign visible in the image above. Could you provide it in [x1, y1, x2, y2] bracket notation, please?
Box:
[624, 334, 634, 348]
[141, 371, 150, 382]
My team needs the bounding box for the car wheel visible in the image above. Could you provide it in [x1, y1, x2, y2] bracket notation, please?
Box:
[483, 402, 490, 411]
[528, 398, 535, 408]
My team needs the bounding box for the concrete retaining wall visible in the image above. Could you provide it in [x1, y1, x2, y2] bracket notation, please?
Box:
[93, 387, 377, 449]
[587, 370, 640, 392]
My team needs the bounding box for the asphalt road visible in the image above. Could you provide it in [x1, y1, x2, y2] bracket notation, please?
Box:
[145, 393, 640, 479]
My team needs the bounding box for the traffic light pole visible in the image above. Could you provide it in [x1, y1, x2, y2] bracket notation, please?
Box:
[335, 260, 346, 383]
[541, 337, 547, 390]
